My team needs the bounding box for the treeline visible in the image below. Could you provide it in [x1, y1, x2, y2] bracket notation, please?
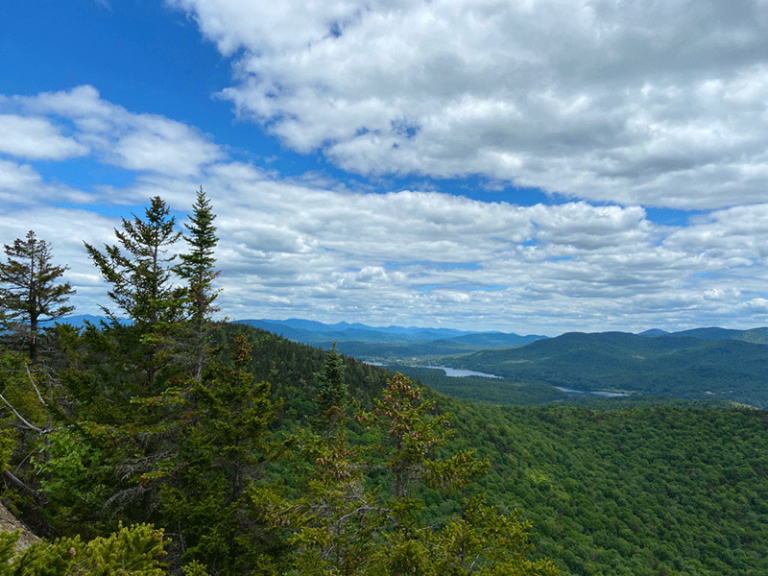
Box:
[0, 193, 556, 575]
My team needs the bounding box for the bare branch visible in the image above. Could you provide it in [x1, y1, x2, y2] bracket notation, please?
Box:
[0, 392, 44, 434]
[2, 470, 38, 499]
[24, 363, 46, 407]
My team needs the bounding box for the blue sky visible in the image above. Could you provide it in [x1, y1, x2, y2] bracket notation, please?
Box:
[3, 0, 768, 335]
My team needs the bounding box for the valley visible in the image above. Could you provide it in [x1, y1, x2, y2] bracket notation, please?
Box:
[244, 318, 768, 409]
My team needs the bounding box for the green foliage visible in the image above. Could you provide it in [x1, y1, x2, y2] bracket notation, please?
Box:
[312, 343, 348, 436]
[0, 231, 75, 361]
[11, 300, 768, 576]
[369, 494, 558, 576]
[174, 187, 220, 382]
[0, 351, 64, 529]
[31, 428, 103, 528]
[276, 374, 555, 576]
[84, 196, 184, 387]
[3, 523, 168, 576]
[434, 395, 768, 575]
[84, 196, 182, 328]
[158, 331, 283, 575]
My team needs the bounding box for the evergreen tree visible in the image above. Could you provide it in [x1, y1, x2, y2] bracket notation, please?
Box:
[1, 522, 173, 576]
[0, 231, 75, 361]
[175, 187, 220, 381]
[161, 331, 283, 575]
[312, 343, 347, 437]
[84, 197, 183, 386]
[277, 374, 558, 576]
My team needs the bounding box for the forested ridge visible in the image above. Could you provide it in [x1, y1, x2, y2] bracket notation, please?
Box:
[436, 399, 768, 575]
[0, 195, 555, 575]
[442, 331, 768, 407]
[1, 194, 767, 575]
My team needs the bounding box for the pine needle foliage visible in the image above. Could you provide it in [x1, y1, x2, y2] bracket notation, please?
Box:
[0, 231, 74, 361]
[174, 187, 220, 382]
[275, 373, 558, 576]
[84, 197, 183, 387]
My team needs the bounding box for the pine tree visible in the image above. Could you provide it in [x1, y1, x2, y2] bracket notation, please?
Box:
[175, 187, 220, 381]
[313, 343, 347, 437]
[0, 231, 75, 361]
[160, 331, 283, 575]
[4, 522, 173, 576]
[85, 197, 182, 328]
[84, 197, 183, 386]
[279, 374, 559, 576]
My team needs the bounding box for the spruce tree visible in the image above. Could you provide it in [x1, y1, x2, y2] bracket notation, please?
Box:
[161, 331, 282, 575]
[175, 187, 220, 381]
[313, 343, 347, 437]
[0, 231, 75, 361]
[84, 197, 183, 386]
[278, 374, 559, 576]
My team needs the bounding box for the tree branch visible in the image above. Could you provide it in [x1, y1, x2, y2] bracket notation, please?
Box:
[25, 363, 46, 406]
[0, 392, 44, 434]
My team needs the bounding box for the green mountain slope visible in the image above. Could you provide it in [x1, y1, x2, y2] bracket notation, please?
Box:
[223, 327, 768, 575]
[643, 325, 768, 345]
[437, 398, 768, 576]
[227, 327, 768, 575]
[446, 331, 768, 407]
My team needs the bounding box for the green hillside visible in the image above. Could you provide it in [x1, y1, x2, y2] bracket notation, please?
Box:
[3, 321, 768, 575]
[438, 396, 768, 576]
[445, 331, 768, 407]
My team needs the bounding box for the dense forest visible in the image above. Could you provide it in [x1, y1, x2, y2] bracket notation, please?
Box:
[0, 194, 556, 575]
[442, 331, 768, 407]
[2, 193, 768, 575]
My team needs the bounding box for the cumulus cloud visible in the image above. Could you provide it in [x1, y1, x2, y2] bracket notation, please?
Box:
[0, 115, 88, 160]
[3, 84, 768, 333]
[0, 160, 43, 194]
[169, 0, 768, 209]
[114, 161, 768, 332]
[2, 86, 224, 179]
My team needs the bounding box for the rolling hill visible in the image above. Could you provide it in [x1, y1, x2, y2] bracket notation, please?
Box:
[446, 331, 768, 407]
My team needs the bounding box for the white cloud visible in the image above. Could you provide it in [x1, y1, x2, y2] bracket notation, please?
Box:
[3, 86, 224, 178]
[170, 0, 768, 209]
[0, 160, 42, 194]
[0, 115, 88, 160]
[120, 167, 768, 332]
[4, 85, 768, 333]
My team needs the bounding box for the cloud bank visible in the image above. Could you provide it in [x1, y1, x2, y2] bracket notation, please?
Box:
[3, 1, 768, 334]
[170, 0, 768, 209]
[1, 86, 767, 333]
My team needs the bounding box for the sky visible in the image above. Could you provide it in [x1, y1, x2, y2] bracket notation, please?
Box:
[3, 0, 768, 335]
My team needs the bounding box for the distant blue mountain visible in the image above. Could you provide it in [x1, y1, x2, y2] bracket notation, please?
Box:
[235, 319, 475, 345]
[54, 314, 130, 327]
[234, 319, 548, 358]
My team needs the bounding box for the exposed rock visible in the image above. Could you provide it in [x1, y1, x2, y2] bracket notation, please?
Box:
[0, 502, 40, 552]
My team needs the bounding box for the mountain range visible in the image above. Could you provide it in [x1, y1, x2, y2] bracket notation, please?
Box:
[58, 316, 768, 408]
[230, 319, 768, 409]
[233, 318, 547, 350]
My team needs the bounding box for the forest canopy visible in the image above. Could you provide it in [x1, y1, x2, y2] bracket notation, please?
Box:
[0, 193, 558, 576]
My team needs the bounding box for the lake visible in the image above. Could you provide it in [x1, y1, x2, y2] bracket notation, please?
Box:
[554, 386, 627, 397]
[423, 366, 503, 379]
